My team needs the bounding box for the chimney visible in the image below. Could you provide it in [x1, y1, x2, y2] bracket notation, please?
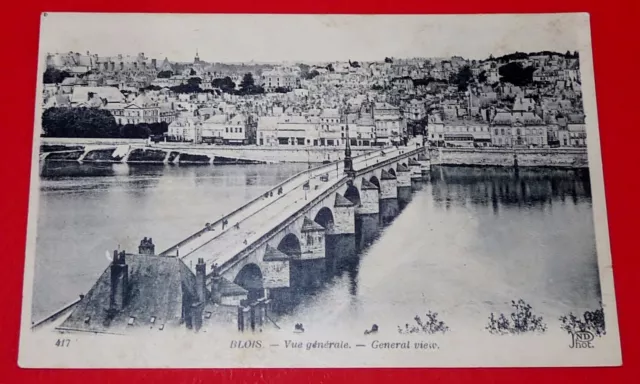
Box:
[110, 250, 128, 311]
[195, 258, 207, 304]
[138, 237, 155, 255]
[211, 263, 222, 305]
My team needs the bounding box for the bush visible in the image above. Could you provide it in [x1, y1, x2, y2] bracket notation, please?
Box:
[398, 311, 450, 335]
[486, 299, 547, 335]
[560, 304, 605, 337]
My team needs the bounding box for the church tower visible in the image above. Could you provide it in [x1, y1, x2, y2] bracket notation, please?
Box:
[194, 49, 201, 64]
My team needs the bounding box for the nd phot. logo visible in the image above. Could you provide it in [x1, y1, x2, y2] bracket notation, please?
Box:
[569, 330, 595, 349]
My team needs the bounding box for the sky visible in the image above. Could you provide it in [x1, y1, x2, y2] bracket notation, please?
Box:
[39, 13, 590, 63]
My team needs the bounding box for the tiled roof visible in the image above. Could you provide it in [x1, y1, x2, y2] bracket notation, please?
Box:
[72, 86, 125, 104]
[57, 254, 197, 334]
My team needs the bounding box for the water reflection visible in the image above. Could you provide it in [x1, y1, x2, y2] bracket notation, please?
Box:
[431, 166, 592, 214]
[282, 165, 599, 335]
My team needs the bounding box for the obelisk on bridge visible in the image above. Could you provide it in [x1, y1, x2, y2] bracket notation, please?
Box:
[342, 103, 355, 178]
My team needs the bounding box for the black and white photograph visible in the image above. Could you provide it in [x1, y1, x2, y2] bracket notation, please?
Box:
[19, 12, 620, 368]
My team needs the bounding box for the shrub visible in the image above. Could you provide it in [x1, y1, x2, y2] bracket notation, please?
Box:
[398, 311, 450, 335]
[486, 299, 547, 335]
[560, 304, 605, 337]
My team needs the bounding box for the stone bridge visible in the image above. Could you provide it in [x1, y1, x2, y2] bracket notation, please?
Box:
[159, 143, 432, 313]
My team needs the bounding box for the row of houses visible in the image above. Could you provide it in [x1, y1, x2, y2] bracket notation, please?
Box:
[427, 111, 586, 148]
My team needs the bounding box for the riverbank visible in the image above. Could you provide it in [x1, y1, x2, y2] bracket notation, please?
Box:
[40, 137, 378, 164]
[429, 147, 589, 168]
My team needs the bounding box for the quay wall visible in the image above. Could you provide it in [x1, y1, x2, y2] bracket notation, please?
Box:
[40, 138, 375, 163]
[429, 147, 589, 168]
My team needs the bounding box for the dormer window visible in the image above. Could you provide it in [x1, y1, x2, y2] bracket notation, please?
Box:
[159, 324, 165, 331]
[205, 311, 212, 319]
[84, 315, 91, 324]
[128, 316, 136, 326]
[150, 316, 156, 324]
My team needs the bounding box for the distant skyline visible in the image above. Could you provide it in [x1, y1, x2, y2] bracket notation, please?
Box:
[39, 13, 588, 64]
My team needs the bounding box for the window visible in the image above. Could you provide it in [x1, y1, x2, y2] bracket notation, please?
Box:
[128, 317, 136, 326]
[239, 128, 242, 133]
[150, 316, 156, 324]
[225, 127, 228, 133]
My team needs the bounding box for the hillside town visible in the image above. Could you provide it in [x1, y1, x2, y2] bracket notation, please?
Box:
[41, 50, 586, 149]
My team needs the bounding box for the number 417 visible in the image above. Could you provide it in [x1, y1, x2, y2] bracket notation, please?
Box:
[55, 339, 70, 347]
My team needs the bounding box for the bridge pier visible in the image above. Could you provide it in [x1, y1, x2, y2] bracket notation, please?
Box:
[356, 179, 380, 250]
[326, 193, 357, 275]
[396, 164, 412, 210]
[291, 217, 327, 290]
[408, 159, 423, 191]
[418, 152, 431, 179]
[379, 170, 399, 225]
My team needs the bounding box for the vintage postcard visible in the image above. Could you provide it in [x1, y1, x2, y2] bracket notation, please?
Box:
[19, 12, 621, 368]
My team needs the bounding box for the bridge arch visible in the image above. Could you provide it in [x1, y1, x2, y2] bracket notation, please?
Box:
[388, 168, 396, 177]
[314, 207, 335, 231]
[234, 263, 264, 302]
[345, 184, 361, 206]
[278, 233, 302, 258]
[401, 162, 407, 168]
[369, 175, 381, 190]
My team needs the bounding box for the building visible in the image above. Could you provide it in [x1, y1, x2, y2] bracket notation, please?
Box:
[261, 69, 300, 92]
[406, 99, 427, 121]
[566, 113, 586, 147]
[202, 114, 248, 145]
[71, 86, 125, 107]
[53, 244, 249, 334]
[427, 116, 491, 147]
[168, 117, 203, 142]
[490, 111, 547, 147]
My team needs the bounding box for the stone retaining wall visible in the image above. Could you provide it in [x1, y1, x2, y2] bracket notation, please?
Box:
[429, 147, 589, 168]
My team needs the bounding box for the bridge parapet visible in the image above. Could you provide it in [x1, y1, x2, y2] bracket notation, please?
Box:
[160, 147, 394, 257]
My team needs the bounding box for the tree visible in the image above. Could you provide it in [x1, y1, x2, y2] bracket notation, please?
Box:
[142, 85, 162, 91]
[43, 67, 72, 84]
[384, 57, 393, 63]
[301, 69, 320, 80]
[274, 87, 289, 93]
[212, 76, 236, 93]
[498, 62, 536, 86]
[42, 107, 119, 138]
[450, 65, 473, 91]
[188, 77, 202, 85]
[349, 60, 360, 68]
[169, 82, 203, 94]
[189, 68, 196, 76]
[478, 70, 487, 84]
[120, 123, 152, 139]
[157, 70, 173, 78]
[238, 73, 264, 95]
[326, 63, 334, 72]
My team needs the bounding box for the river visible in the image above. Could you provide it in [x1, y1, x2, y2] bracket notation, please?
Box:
[32, 162, 600, 336]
